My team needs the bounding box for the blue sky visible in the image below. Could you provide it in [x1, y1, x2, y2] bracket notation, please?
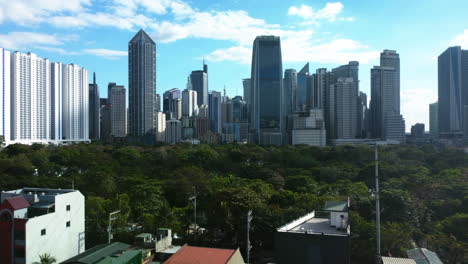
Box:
[1, 0, 467, 130]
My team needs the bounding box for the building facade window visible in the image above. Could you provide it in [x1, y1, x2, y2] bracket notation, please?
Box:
[66, 205, 70, 211]
[41, 229, 46, 236]
[66, 221, 70, 227]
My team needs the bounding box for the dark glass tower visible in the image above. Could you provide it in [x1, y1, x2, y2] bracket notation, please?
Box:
[190, 62, 208, 107]
[88, 72, 100, 140]
[438, 46, 468, 137]
[128, 29, 156, 137]
[250, 35, 284, 145]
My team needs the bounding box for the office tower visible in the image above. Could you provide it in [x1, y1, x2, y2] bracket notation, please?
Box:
[250, 35, 284, 145]
[198, 104, 209, 118]
[0, 48, 10, 143]
[429, 102, 438, 136]
[222, 96, 233, 133]
[284, 69, 297, 116]
[314, 68, 329, 109]
[182, 89, 198, 117]
[291, 109, 327, 146]
[62, 64, 89, 141]
[333, 77, 357, 139]
[357, 92, 368, 138]
[174, 98, 182, 120]
[296, 63, 309, 111]
[128, 29, 157, 137]
[156, 111, 166, 142]
[165, 119, 181, 144]
[190, 62, 208, 107]
[370, 50, 405, 142]
[89, 72, 100, 140]
[243, 78, 251, 106]
[100, 98, 111, 140]
[11, 52, 51, 143]
[438, 46, 468, 137]
[381, 50, 400, 112]
[232, 96, 247, 122]
[108, 83, 127, 138]
[163, 88, 181, 119]
[0, 188, 85, 264]
[411, 123, 425, 137]
[331, 62, 359, 139]
[156, 94, 161, 112]
[208, 91, 222, 133]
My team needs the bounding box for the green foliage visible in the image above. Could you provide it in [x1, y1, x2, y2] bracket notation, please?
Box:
[0, 143, 466, 262]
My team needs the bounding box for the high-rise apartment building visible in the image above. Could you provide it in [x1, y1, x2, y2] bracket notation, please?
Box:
[182, 89, 198, 117]
[156, 111, 166, 142]
[0, 48, 10, 144]
[88, 73, 100, 140]
[165, 119, 181, 144]
[381, 50, 400, 112]
[437, 46, 468, 137]
[250, 35, 284, 145]
[208, 91, 222, 133]
[429, 102, 438, 137]
[190, 62, 208, 107]
[334, 77, 357, 139]
[61, 64, 89, 141]
[128, 29, 157, 137]
[108, 83, 127, 138]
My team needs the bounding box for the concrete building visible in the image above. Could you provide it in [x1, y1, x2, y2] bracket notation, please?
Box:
[128, 29, 157, 137]
[332, 77, 357, 139]
[108, 83, 127, 138]
[275, 200, 350, 264]
[0, 188, 85, 264]
[190, 62, 208, 107]
[384, 113, 406, 143]
[88, 73, 100, 140]
[61, 63, 89, 142]
[165, 119, 181, 144]
[182, 89, 198, 117]
[100, 98, 111, 141]
[164, 244, 245, 264]
[291, 109, 326, 146]
[208, 91, 222, 133]
[0, 48, 10, 144]
[156, 112, 166, 142]
[438, 46, 468, 138]
[380, 50, 400, 111]
[411, 123, 425, 138]
[429, 102, 438, 137]
[250, 36, 284, 145]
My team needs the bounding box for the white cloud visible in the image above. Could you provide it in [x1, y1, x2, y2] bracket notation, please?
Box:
[401, 88, 437, 131]
[451, 29, 468, 49]
[288, 2, 349, 24]
[82, 49, 127, 59]
[205, 46, 252, 64]
[0, 32, 64, 50]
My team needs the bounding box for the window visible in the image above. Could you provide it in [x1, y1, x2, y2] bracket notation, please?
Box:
[41, 229, 46, 236]
[66, 205, 71, 211]
[66, 221, 70, 228]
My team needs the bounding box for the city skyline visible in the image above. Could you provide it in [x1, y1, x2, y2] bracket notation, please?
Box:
[1, 1, 467, 131]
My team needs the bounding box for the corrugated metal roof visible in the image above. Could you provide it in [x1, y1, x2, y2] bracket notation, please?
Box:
[382, 257, 417, 264]
[164, 244, 236, 264]
[62, 242, 131, 264]
[323, 200, 348, 212]
[407, 248, 443, 264]
[95, 250, 142, 264]
[5, 196, 30, 210]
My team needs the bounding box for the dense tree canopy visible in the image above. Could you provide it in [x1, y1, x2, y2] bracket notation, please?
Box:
[0, 143, 467, 263]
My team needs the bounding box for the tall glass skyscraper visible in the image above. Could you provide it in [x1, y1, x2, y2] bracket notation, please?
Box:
[128, 29, 156, 137]
[208, 91, 222, 133]
[250, 35, 284, 145]
[89, 72, 100, 140]
[438, 46, 468, 137]
[190, 62, 208, 107]
[283, 69, 297, 116]
[296, 63, 309, 111]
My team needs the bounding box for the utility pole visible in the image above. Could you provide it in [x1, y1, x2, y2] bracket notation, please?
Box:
[108, 210, 120, 244]
[375, 143, 381, 264]
[246, 210, 253, 264]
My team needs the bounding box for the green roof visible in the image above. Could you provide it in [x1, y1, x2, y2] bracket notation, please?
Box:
[61, 242, 131, 264]
[95, 250, 142, 264]
[323, 200, 348, 212]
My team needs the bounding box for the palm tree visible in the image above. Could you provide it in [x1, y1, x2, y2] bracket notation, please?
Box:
[37, 253, 56, 264]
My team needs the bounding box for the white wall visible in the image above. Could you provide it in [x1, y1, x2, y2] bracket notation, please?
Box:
[25, 191, 85, 264]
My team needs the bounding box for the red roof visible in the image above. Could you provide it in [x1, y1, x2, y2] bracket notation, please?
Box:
[164, 244, 237, 264]
[4, 196, 30, 210]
